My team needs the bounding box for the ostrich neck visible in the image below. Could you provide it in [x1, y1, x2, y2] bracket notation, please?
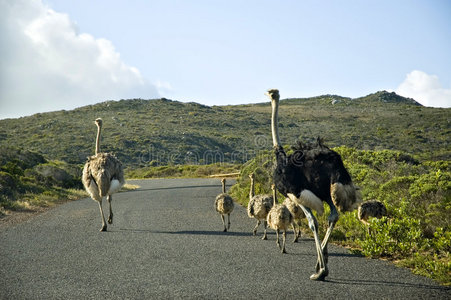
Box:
[271, 100, 281, 148]
[272, 189, 277, 206]
[222, 181, 226, 194]
[95, 125, 102, 155]
[249, 178, 254, 200]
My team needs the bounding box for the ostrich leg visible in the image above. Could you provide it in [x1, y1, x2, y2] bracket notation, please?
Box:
[98, 200, 107, 232]
[275, 229, 281, 250]
[107, 195, 114, 224]
[292, 222, 298, 243]
[221, 215, 227, 232]
[262, 221, 268, 240]
[321, 203, 339, 249]
[281, 230, 287, 253]
[253, 220, 261, 236]
[295, 224, 302, 242]
[227, 213, 231, 230]
[299, 205, 328, 281]
[315, 203, 339, 272]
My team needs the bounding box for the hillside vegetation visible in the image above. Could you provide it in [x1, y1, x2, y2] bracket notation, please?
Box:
[0, 91, 449, 169]
[0, 147, 84, 214]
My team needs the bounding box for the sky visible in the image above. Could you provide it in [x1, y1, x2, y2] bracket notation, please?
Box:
[1, 0, 450, 119]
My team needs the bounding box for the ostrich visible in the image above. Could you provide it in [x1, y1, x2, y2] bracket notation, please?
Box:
[247, 173, 273, 239]
[267, 88, 362, 280]
[267, 184, 293, 253]
[358, 200, 387, 225]
[283, 197, 305, 242]
[358, 200, 387, 235]
[82, 118, 125, 231]
[215, 178, 235, 232]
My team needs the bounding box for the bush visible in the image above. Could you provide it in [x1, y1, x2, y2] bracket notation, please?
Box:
[359, 217, 423, 257]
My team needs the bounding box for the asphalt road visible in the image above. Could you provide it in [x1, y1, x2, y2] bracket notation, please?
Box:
[0, 178, 449, 299]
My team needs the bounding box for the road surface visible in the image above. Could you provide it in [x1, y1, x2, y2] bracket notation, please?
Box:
[1, 179, 449, 299]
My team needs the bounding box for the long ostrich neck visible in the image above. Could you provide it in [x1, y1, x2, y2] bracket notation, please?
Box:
[222, 180, 226, 193]
[95, 123, 102, 155]
[272, 187, 277, 206]
[249, 177, 255, 200]
[271, 99, 281, 148]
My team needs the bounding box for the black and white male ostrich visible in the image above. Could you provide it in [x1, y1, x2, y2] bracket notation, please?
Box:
[267, 89, 362, 280]
[82, 118, 125, 231]
[215, 178, 235, 232]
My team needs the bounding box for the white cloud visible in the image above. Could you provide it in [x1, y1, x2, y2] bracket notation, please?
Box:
[154, 80, 173, 95]
[0, 0, 159, 119]
[396, 70, 451, 108]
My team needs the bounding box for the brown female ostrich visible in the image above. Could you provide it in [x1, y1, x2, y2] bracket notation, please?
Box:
[215, 178, 235, 232]
[358, 200, 387, 225]
[268, 89, 362, 280]
[267, 184, 293, 253]
[247, 173, 273, 239]
[82, 118, 125, 231]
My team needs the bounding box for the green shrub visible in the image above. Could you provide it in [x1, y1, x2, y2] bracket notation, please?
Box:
[359, 217, 423, 257]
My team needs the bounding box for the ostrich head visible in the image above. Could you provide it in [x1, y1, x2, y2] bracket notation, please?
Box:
[266, 89, 280, 101]
[267, 89, 282, 148]
[95, 118, 103, 128]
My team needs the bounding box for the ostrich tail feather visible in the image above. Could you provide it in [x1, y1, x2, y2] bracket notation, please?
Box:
[108, 179, 123, 195]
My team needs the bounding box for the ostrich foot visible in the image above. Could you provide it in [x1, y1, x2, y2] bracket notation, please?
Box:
[253, 230, 257, 236]
[108, 214, 113, 224]
[100, 225, 107, 232]
[281, 248, 287, 254]
[223, 228, 227, 232]
[262, 234, 267, 240]
[310, 268, 328, 281]
[315, 249, 329, 272]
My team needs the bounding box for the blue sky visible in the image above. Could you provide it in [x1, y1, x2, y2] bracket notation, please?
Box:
[1, 0, 450, 119]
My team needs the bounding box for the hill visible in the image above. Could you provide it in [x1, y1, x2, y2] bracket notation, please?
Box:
[0, 91, 449, 169]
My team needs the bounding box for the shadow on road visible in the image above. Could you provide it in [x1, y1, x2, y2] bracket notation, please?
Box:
[119, 228, 253, 237]
[328, 278, 450, 291]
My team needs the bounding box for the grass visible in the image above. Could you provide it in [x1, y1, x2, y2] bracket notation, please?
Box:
[126, 163, 240, 179]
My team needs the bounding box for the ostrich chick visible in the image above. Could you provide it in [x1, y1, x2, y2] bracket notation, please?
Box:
[358, 200, 387, 225]
[247, 173, 274, 240]
[283, 197, 305, 242]
[215, 178, 235, 232]
[267, 184, 293, 253]
[82, 118, 125, 231]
